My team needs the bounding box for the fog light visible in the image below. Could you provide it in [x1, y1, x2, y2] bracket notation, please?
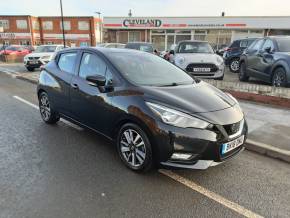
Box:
[171, 153, 192, 160]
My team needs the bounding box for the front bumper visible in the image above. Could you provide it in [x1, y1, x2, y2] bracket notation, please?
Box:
[24, 59, 49, 68]
[154, 117, 248, 170]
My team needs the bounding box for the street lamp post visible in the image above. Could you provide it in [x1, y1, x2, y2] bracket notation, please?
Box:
[60, 0, 66, 47]
[95, 12, 102, 43]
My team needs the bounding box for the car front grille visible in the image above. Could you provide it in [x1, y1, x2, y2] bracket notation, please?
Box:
[185, 63, 218, 74]
[223, 119, 244, 138]
[28, 57, 40, 60]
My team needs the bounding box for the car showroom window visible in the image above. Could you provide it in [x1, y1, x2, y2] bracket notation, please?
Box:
[262, 39, 274, 51]
[58, 52, 78, 74]
[79, 53, 107, 79]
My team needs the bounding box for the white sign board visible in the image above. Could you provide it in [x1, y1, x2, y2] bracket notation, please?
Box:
[103, 16, 290, 30]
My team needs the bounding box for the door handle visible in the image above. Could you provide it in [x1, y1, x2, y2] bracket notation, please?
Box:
[71, 83, 79, 89]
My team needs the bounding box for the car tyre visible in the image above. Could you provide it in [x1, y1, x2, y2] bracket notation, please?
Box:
[26, 66, 35, 72]
[229, 58, 240, 73]
[272, 67, 287, 87]
[239, 62, 249, 82]
[117, 123, 153, 172]
[38, 92, 60, 124]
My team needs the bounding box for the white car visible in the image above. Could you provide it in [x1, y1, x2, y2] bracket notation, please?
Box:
[171, 40, 225, 80]
[24, 45, 65, 71]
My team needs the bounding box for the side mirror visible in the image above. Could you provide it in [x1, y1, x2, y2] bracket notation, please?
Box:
[86, 75, 106, 87]
[265, 47, 272, 53]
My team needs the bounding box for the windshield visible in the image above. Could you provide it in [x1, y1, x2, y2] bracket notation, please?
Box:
[108, 51, 194, 86]
[177, 42, 214, 54]
[35, 46, 57, 53]
[276, 38, 290, 52]
[6, 46, 21, 51]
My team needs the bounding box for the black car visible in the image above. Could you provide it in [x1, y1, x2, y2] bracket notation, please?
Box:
[223, 38, 257, 73]
[37, 47, 247, 172]
[239, 36, 290, 87]
[125, 42, 154, 53]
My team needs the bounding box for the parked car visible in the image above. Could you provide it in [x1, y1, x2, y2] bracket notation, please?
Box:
[125, 42, 154, 53]
[0, 45, 31, 56]
[37, 47, 247, 172]
[24, 45, 65, 71]
[215, 44, 228, 56]
[239, 36, 290, 87]
[172, 40, 225, 80]
[96, 43, 125, 48]
[223, 38, 257, 73]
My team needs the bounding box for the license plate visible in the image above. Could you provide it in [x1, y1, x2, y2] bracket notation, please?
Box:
[29, 61, 37, 64]
[193, 68, 211, 72]
[221, 135, 244, 155]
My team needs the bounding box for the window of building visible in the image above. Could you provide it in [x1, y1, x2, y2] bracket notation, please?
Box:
[176, 35, 191, 43]
[117, 31, 128, 43]
[4, 40, 10, 46]
[152, 30, 165, 34]
[43, 21, 53, 30]
[128, 31, 141, 42]
[0, 20, 9, 29]
[58, 52, 78, 74]
[78, 21, 89, 30]
[60, 21, 71, 30]
[20, 40, 30, 45]
[33, 20, 39, 30]
[16, 20, 28, 29]
[152, 35, 165, 51]
[79, 53, 106, 79]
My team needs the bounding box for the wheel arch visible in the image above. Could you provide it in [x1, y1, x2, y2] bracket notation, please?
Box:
[270, 61, 290, 82]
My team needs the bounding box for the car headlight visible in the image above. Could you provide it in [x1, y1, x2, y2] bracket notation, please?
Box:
[175, 56, 185, 66]
[146, 102, 210, 129]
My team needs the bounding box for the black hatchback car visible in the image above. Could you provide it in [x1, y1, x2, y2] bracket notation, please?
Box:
[223, 38, 257, 73]
[37, 47, 247, 172]
[239, 36, 290, 87]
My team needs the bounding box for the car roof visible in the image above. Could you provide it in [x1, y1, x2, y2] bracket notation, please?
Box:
[126, 42, 153, 45]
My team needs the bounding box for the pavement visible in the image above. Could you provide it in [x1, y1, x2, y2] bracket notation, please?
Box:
[1, 63, 290, 162]
[1, 72, 290, 218]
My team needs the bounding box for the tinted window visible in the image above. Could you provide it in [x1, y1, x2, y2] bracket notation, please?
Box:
[276, 38, 290, 52]
[229, 40, 240, 48]
[261, 39, 274, 51]
[35, 45, 57, 53]
[177, 42, 214, 54]
[58, 52, 77, 74]
[250, 39, 264, 51]
[79, 53, 106, 79]
[108, 51, 194, 86]
[240, 40, 248, 48]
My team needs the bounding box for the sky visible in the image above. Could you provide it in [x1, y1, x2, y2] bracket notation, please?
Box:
[0, 0, 290, 17]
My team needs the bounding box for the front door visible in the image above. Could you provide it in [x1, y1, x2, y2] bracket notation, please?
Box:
[246, 39, 265, 76]
[70, 51, 113, 133]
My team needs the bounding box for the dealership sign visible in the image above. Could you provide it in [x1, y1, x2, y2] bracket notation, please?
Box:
[103, 16, 290, 29]
[123, 19, 162, 27]
[0, 32, 31, 39]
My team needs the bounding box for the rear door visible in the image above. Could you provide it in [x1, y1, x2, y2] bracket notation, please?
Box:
[50, 51, 78, 115]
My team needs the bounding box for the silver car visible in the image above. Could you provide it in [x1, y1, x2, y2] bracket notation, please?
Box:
[171, 40, 225, 80]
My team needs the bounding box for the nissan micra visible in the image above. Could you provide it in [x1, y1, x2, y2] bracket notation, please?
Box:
[37, 47, 247, 172]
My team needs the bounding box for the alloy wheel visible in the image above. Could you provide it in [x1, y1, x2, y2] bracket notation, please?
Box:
[120, 129, 146, 167]
[39, 94, 51, 121]
[230, 60, 240, 72]
[273, 71, 285, 87]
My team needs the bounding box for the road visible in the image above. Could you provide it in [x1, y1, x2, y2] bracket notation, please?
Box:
[0, 72, 290, 218]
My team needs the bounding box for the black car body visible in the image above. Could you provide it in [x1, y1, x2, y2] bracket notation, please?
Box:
[223, 38, 257, 73]
[239, 36, 290, 87]
[125, 42, 154, 53]
[37, 47, 247, 172]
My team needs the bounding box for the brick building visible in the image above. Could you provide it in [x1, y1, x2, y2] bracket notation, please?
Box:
[0, 15, 101, 47]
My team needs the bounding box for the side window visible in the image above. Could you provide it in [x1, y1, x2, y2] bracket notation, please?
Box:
[261, 39, 274, 51]
[251, 39, 264, 51]
[58, 52, 77, 74]
[79, 53, 106, 79]
[240, 40, 248, 48]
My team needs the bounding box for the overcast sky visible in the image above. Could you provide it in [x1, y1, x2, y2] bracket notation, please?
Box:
[1, 0, 290, 17]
